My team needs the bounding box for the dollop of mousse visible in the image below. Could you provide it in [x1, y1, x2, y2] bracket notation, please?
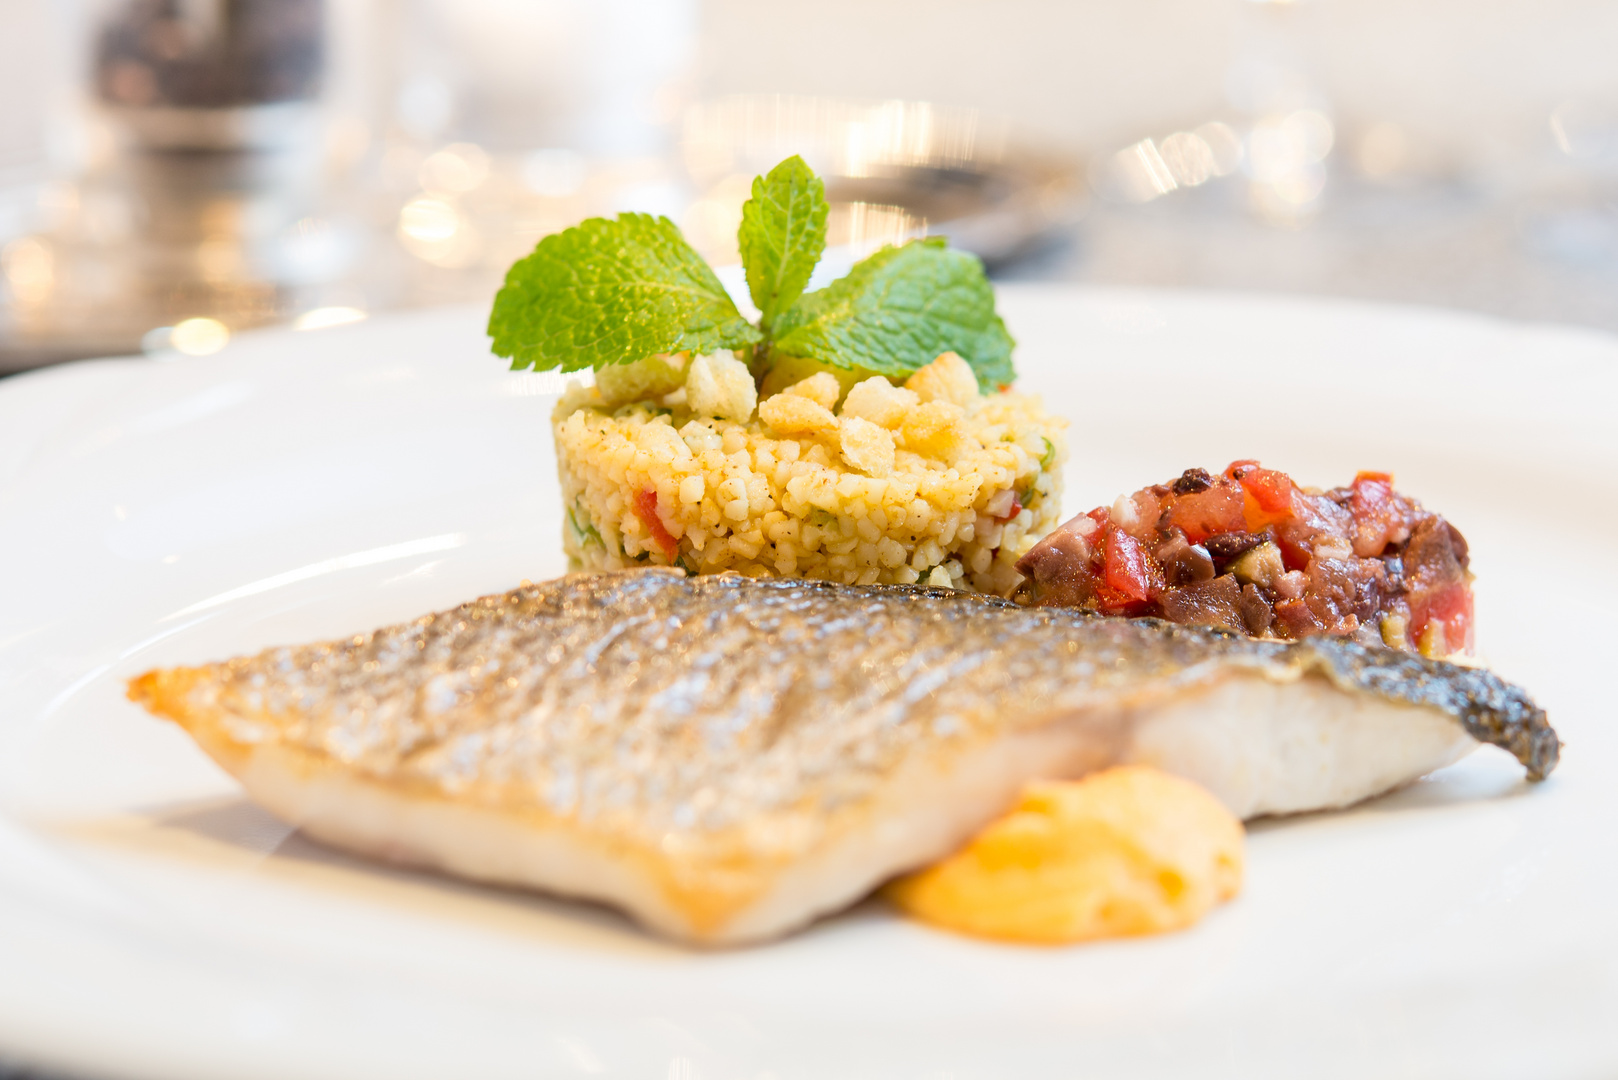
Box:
[885, 766, 1243, 944]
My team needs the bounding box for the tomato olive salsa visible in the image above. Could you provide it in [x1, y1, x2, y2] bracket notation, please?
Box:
[1013, 462, 1473, 658]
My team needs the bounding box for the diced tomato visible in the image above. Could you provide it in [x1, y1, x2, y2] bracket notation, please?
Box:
[1166, 482, 1246, 544]
[998, 492, 1023, 522]
[1024, 460, 1470, 659]
[1350, 473, 1392, 518]
[1348, 472, 1404, 557]
[1241, 469, 1293, 512]
[1274, 597, 1326, 637]
[1089, 580, 1135, 613]
[1272, 523, 1314, 573]
[1225, 460, 1295, 529]
[632, 488, 678, 558]
[1411, 581, 1474, 656]
[1238, 466, 1295, 530]
[1103, 526, 1153, 604]
[1445, 596, 1475, 655]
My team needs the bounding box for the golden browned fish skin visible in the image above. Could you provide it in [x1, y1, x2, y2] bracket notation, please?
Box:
[128, 569, 1557, 943]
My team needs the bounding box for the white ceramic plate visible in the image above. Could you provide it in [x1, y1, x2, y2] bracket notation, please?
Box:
[2, 287, 1615, 1080]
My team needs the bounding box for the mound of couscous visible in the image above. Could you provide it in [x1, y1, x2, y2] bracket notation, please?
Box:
[553, 350, 1067, 594]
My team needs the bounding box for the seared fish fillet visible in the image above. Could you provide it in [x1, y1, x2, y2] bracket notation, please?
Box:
[129, 569, 1557, 944]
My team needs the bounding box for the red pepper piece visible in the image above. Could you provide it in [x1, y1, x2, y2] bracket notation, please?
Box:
[632, 488, 678, 559]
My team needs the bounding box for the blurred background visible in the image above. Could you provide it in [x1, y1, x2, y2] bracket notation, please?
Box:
[2, 0, 1616, 373]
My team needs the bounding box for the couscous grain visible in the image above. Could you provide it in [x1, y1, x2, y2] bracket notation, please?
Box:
[554, 351, 1067, 594]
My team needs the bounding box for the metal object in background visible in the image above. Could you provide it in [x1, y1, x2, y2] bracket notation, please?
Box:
[681, 95, 1086, 268]
[94, 0, 325, 150]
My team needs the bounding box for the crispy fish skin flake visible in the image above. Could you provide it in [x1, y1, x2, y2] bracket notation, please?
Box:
[128, 569, 1558, 944]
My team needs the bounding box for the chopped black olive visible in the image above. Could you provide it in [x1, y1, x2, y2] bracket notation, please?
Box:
[1205, 531, 1265, 561]
[1171, 468, 1214, 495]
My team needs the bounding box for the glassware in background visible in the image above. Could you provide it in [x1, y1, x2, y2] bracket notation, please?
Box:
[1030, 0, 1618, 334]
[7, 0, 1617, 374]
[0, 0, 82, 361]
[0, 0, 1089, 375]
[1091, 0, 1335, 225]
[0, 0, 705, 373]
[1518, 98, 1618, 282]
[0, 1, 62, 243]
[679, 95, 1084, 272]
[0, 0, 370, 371]
[373, 0, 699, 307]
[1225, 0, 1334, 225]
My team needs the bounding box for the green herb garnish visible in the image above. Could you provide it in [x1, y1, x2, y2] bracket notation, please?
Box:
[739, 155, 829, 333]
[769, 237, 1014, 388]
[488, 156, 1016, 387]
[488, 214, 761, 373]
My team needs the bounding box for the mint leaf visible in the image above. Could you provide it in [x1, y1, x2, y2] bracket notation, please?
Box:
[488, 213, 761, 372]
[770, 238, 1016, 387]
[738, 155, 829, 330]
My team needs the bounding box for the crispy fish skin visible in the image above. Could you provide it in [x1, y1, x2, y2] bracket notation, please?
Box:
[128, 569, 1558, 944]
[1282, 633, 1558, 781]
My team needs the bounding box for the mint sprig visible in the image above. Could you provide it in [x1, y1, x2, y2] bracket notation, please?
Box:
[738, 155, 829, 332]
[488, 158, 1016, 387]
[770, 238, 1014, 389]
[489, 213, 760, 373]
